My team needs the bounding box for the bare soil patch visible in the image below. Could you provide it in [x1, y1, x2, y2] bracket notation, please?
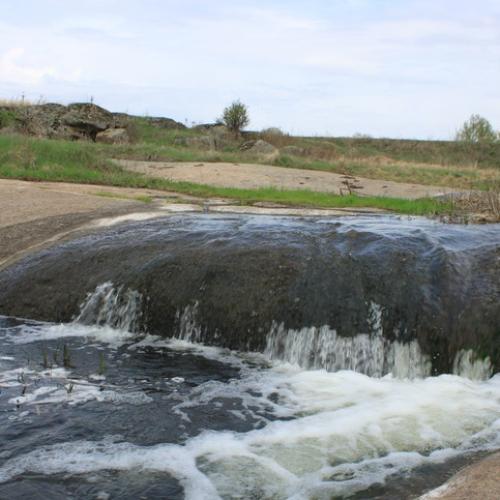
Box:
[0, 179, 174, 267]
[115, 159, 452, 200]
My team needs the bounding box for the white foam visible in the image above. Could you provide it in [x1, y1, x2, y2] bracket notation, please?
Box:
[1, 363, 151, 408]
[8, 383, 152, 407]
[2, 366, 498, 499]
[0, 439, 220, 500]
[0, 367, 69, 388]
[3, 322, 134, 346]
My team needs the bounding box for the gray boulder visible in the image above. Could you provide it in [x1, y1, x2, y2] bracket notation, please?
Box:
[15, 103, 67, 137]
[61, 103, 114, 140]
[13, 103, 185, 141]
[15, 103, 115, 141]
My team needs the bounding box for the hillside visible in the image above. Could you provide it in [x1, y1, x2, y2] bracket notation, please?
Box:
[0, 101, 499, 219]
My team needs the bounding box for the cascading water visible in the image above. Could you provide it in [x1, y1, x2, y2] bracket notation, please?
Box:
[73, 282, 494, 380]
[0, 214, 499, 499]
[75, 281, 143, 332]
[264, 322, 432, 378]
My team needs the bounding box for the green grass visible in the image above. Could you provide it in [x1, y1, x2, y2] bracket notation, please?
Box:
[131, 118, 198, 145]
[0, 109, 17, 128]
[94, 191, 153, 203]
[160, 184, 448, 216]
[2, 110, 498, 191]
[0, 134, 451, 216]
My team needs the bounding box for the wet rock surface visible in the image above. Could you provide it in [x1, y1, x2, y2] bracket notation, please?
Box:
[0, 215, 499, 374]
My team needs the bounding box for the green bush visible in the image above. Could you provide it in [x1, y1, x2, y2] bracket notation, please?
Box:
[221, 100, 249, 136]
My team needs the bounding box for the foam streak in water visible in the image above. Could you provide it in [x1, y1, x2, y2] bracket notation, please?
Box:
[0, 371, 499, 499]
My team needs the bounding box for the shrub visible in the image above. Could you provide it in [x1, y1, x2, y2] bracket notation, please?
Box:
[221, 100, 249, 136]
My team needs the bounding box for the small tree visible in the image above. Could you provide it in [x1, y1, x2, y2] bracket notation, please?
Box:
[221, 100, 249, 136]
[456, 114, 498, 143]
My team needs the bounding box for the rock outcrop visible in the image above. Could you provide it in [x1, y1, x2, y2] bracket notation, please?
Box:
[6, 103, 185, 142]
[0, 215, 498, 376]
[15, 103, 116, 141]
[112, 113, 185, 130]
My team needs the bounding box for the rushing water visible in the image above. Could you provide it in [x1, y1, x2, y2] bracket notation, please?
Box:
[0, 312, 499, 499]
[1, 215, 499, 499]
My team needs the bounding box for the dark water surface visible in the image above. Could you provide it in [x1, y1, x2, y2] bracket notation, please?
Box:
[0, 215, 499, 499]
[1, 317, 499, 499]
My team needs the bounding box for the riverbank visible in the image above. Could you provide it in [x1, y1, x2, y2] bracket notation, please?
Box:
[0, 178, 387, 270]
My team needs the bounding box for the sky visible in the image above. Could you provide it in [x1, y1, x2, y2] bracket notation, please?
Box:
[0, 0, 499, 139]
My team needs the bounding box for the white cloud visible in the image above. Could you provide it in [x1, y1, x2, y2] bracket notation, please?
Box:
[0, 48, 55, 85]
[0, 1, 498, 137]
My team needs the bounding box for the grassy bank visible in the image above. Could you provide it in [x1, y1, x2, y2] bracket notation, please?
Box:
[113, 122, 500, 191]
[1, 103, 499, 191]
[0, 135, 451, 216]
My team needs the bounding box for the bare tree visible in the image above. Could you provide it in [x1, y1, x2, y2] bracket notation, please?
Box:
[456, 114, 498, 143]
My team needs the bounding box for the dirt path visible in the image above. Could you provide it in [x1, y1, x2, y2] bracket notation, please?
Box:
[115, 159, 451, 199]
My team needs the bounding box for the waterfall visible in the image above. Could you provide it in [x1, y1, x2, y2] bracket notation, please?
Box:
[175, 301, 202, 342]
[75, 282, 143, 332]
[74, 284, 494, 380]
[263, 302, 432, 378]
[264, 322, 432, 378]
[453, 350, 493, 380]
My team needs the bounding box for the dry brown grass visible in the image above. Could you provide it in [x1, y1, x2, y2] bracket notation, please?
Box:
[275, 151, 499, 190]
[258, 128, 296, 148]
[443, 184, 500, 222]
[486, 181, 500, 219]
[0, 98, 34, 108]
